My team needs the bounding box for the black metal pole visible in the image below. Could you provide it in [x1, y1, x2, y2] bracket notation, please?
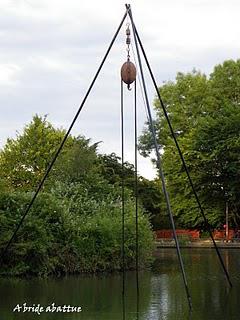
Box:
[0, 10, 128, 263]
[131, 15, 232, 289]
[126, 4, 192, 310]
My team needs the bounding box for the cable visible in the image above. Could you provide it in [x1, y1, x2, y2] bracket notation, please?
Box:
[121, 79, 126, 302]
[130, 9, 232, 289]
[126, 4, 193, 310]
[134, 80, 140, 320]
[0, 10, 128, 264]
[134, 80, 139, 297]
[131, 41, 150, 124]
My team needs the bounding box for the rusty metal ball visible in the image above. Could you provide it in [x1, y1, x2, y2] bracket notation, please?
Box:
[121, 61, 136, 85]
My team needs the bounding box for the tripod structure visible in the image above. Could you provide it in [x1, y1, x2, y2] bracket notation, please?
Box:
[0, 4, 232, 313]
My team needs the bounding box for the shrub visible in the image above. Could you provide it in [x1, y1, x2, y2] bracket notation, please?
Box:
[0, 188, 154, 276]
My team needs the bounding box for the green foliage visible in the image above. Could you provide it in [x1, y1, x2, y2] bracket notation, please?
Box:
[210, 59, 240, 105]
[0, 115, 154, 276]
[53, 138, 101, 185]
[0, 115, 100, 191]
[63, 199, 153, 273]
[139, 59, 240, 229]
[0, 115, 67, 190]
[0, 189, 153, 276]
[191, 103, 240, 226]
[99, 153, 163, 229]
[0, 192, 67, 276]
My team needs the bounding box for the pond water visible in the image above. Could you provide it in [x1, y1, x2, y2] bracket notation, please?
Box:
[1, 248, 240, 320]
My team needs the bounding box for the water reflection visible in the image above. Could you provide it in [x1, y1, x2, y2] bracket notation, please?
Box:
[0, 249, 239, 320]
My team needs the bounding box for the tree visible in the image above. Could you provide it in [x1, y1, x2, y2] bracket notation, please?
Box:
[53, 138, 101, 186]
[0, 115, 66, 190]
[139, 69, 210, 155]
[139, 59, 240, 229]
[191, 105, 240, 227]
[99, 153, 164, 229]
[0, 115, 99, 191]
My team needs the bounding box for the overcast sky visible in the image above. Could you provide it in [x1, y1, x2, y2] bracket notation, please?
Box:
[1, 0, 240, 179]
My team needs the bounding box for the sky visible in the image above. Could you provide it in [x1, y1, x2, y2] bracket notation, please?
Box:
[1, 0, 240, 179]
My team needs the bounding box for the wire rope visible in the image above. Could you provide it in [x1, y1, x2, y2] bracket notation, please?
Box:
[121, 80, 126, 320]
[134, 80, 139, 297]
[134, 79, 140, 320]
[131, 41, 150, 124]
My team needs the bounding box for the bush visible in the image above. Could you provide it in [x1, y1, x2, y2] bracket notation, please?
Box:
[0, 192, 68, 276]
[0, 188, 154, 276]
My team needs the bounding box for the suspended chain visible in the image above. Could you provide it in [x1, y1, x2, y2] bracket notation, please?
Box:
[126, 23, 131, 61]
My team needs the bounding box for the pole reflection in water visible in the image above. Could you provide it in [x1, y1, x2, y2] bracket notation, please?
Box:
[223, 249, 232, 305]
[225, 249, 229, 274]
[136, 285, 139, 320]
[0, 249, 240, 320]
[122, 289, 126, 320]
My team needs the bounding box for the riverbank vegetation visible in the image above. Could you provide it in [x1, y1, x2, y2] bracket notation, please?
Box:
[0, 115, 155, 276]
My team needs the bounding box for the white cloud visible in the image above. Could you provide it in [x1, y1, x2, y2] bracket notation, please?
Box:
[0, 63, 21, 85]
[0, 0, 240, 179]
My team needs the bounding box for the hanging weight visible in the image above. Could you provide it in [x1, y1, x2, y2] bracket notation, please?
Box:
[121, 60, 136, 85]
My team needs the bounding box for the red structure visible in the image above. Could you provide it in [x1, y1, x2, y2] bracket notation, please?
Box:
[213, 229, 234, 240]
[155, 229, 200, 240]
[155, 229, 236, 240]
